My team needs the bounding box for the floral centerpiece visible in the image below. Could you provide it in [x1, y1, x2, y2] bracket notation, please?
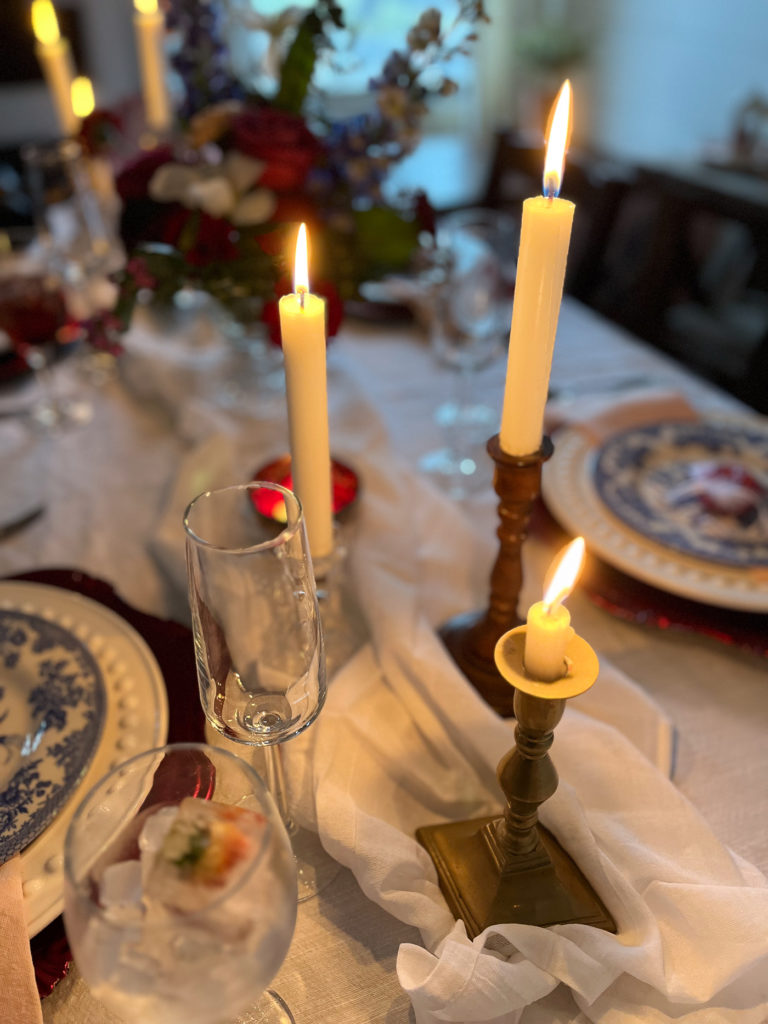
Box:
[109, 0, 489, 343]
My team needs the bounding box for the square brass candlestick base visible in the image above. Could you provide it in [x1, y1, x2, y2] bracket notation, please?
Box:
[416, 818, 616, 939]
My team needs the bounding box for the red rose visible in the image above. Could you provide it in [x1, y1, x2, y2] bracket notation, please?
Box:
[231, 108, 323, 192]
[261, 275, 344, 346]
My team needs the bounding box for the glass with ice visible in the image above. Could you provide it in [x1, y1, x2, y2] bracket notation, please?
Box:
[63, 743, 297, 1024]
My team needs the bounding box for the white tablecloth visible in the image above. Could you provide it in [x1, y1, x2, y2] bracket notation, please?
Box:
[1, 298, 765, 1023]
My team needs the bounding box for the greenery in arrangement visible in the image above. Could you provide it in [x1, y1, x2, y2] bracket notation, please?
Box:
[109, 0, 490, 340]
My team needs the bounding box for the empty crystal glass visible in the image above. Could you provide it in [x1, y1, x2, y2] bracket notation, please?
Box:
[419, 207, 518, 498]
[184, 481, 337, 900]
[63, 742, 298, 1024]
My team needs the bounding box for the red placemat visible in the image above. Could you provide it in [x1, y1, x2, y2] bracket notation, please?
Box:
[5, 569, 205, 998]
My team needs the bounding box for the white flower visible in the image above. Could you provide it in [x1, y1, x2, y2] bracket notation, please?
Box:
[231, 189, 278, 227]
[147, 153, 277, 225]
[186, 177, 238, 219]
[223, 151, 266, 195]
[148, 163, 202, 204]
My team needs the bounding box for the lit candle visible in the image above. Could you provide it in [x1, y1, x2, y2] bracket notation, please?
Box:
[133, 0, 171, 135]
[524, 536, 585, 681]
[70, 75, 94, 122]
[499, 80, 575, 456]
[31, 0, 78, 136]
[279, 224, 334, 560]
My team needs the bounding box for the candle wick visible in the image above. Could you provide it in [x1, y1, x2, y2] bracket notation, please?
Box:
[297, 287, 306, 309]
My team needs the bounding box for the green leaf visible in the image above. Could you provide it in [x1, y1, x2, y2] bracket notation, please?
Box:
[274, 14, 319, 114]
[347, 207, 422, 286]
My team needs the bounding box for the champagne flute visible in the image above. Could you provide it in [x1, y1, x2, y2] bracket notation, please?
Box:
[63, 742, 298, 1024]
[184, 480, 338, 901]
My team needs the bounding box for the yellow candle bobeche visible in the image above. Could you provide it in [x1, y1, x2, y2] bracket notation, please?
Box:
[279, 224, 334, 561]
[499, 80, 575, 457]
[523, 536, 585, 681]
[31, 0, 79, 136]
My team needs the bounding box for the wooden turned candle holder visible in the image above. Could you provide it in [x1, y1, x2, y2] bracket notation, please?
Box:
[439, 433, 554, 716]
[417, 627, 616, 938]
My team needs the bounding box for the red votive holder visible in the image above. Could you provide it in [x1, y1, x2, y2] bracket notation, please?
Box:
[251, 455, 359, 523]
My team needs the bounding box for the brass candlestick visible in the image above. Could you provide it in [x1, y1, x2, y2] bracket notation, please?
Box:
[439, 434, 554, 716]
[417, 626, 616, 938]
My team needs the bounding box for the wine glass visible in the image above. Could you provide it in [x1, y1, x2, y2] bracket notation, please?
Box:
[0, 224, 80, 427]
[63, 742, 298, 1024]
[183, 480, 337, 901]
[21, 138, 123, 285]
[419, 207, 517, 498]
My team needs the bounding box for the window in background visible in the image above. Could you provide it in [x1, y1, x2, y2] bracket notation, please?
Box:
[223, 0, 477, 103]
[221, 0, 507, 209]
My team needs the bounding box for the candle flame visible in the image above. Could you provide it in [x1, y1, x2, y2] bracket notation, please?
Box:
[71, 76, 95, 119]
[293, 222, 310, 295]
[134, 0, 159, 14]
[542, 79, 572, 198]
[31, 0, 60, 46]
[542, 536, 585, 611]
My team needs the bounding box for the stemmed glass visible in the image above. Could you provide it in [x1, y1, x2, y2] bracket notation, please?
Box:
[183, 480, 337, 901]
[19, 138, 123, 424]
[63, 742, 298, 1024]
[21, 138, 122, 286]
[419, 207, 517, 498]
[0, 224, 73, 427]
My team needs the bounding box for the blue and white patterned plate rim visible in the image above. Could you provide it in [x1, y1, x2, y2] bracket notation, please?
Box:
[0, 608, 106, 863]
[541, 414, 768, 612]
[593, 419, 768, 567]
[0, 581, 168, 938]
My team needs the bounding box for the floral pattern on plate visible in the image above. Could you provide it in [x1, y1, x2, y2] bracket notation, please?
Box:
[0, 610, 106, 863]
[593, 420, 768, 567]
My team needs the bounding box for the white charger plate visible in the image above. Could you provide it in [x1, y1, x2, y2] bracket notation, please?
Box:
[0, 581, 168, 936]
[542, 417, 768, 612]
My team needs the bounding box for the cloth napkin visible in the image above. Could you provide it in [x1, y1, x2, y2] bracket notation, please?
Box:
[0, 856, 44, 1024]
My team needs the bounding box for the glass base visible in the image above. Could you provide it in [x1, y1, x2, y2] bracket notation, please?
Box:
[419, 446, 483, 500]
[235, 988, 294, 1024]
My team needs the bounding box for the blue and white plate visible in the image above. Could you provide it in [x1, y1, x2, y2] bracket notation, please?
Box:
[0, 609, 106, 862]
[593, 420, 768, 567]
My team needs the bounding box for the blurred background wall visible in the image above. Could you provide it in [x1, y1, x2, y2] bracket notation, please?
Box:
[0, 0, 766, 163]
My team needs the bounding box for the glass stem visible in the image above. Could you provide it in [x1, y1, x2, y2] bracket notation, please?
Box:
[446, 363, 473, 459]
[263, 743, 297, 839]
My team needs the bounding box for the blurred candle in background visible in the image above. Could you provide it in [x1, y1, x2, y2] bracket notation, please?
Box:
[524, 536, 585, 681]
[499, 80, 575, 457]
[70, 75, 94, 123]
[133, 0, 171, 135]
[31, 0, 79, 136]
[279, 224, 334, 560]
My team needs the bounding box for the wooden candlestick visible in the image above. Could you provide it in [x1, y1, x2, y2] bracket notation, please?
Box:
[439, 433, 554, 716]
